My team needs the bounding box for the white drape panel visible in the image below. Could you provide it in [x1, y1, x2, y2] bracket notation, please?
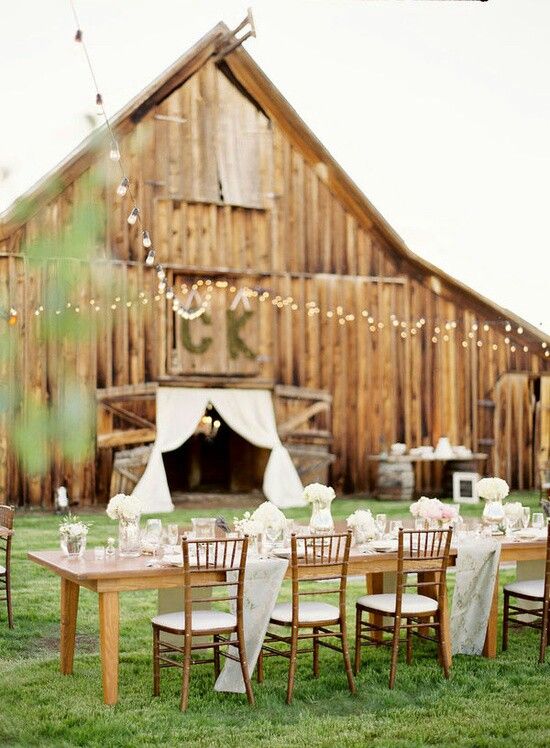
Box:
[133, 387, 305, 513]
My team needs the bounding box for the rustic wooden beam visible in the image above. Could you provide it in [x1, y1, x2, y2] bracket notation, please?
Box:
[274, 384, 333, 402]
[278, 401, 330, 437]
[97, 429, 156, 449]
[100, 403, 155, 431]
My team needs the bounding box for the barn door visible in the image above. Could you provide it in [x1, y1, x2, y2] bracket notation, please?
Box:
[493, 373, 535, 489]
[274, 385, 335, 484]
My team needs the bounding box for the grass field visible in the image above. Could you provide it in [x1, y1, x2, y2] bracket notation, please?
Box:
[1, 493, 549, 748]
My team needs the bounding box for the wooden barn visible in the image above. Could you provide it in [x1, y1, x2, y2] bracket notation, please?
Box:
[0, 20, 549, 509]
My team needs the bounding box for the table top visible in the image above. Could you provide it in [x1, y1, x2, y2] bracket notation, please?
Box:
[28, 534, 548, 588]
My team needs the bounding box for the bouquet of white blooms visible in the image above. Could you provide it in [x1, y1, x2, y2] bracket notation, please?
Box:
[410, 496, 458, 523]
[106, 493, 143, 522]
[233, 511, 263, 537]
[346, 509, 377, 540]
[59, 513, 91, 540]
[476, 477, 509, 502]
[250, 501, 287, 532]
[303, 483, 335, 506]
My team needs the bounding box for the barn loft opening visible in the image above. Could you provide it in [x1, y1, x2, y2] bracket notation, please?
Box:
[162, 405, 270, 496]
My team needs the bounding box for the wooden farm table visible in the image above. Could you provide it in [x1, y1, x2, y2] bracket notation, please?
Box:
[28, 537, 546, 705]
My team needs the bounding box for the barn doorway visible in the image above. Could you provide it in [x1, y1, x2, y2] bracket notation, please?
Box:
[162, 405, 270, 495]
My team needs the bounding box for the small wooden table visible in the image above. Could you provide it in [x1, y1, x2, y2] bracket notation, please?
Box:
[28, 537, 547, 705]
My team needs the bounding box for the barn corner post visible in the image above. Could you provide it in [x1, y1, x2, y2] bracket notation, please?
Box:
[1, 22, 549, 508]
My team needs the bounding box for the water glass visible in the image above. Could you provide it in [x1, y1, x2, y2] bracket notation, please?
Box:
[389, 520, 403, 539]
[532, 512, 545, 531]
[375, 514, 387, 538]
[94, 546, 105, 562]
[521, 506, 531, 529]
[414, 518, 424, 531]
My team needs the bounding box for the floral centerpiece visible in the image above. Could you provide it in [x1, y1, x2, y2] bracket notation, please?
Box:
[106, 493, 143, 557]
[409, 496, 458, 528]
[304, 483, 335, 534]
[59, 513, 91, 559]
[346, 509, 376, 545]
[233, 512, 263, 538]
[477, 477, 509, 529]
[251, 501, 287, 533]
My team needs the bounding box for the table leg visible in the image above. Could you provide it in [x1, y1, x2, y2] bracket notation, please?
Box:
[367, 573, 384, 644]
[98, 591, 120, 705]
[60, 578, 79, 675]
[482, 568, 499, 658]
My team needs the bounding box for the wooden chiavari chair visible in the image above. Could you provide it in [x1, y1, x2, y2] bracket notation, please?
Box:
[151, 535, 254, 711]
[0, 505, 14, 628]
[502, 522, 550, 663]
[258, 531, 355, 704]
[354, 528, 452, 689]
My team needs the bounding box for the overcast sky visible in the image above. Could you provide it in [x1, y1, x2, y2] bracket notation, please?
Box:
[1, 0, 548, 332]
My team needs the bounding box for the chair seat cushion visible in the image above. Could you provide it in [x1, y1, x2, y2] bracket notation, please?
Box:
[356, 593, 438, 615]
[151, 609, 237, 632]
[504, 579, 545, 599]
[270, 601, 340, 624]
[0, 565, 5, 575]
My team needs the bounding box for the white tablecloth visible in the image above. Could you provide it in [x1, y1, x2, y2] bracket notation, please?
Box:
[450, 537, 501, 655]
[215, 556, 288, 693]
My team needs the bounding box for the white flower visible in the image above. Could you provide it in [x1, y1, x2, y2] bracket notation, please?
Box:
[59, 513, 90, 539]
[106, 493, 143, 522]
[250, 501, 287, 531]
[504, 501, 523, 520]
[233, 512, 263, 537]
[303, 483, 335, 505]
[477, 477, 509, 502]
[409, 496, 458, 522]
[346, 509, 376, 539]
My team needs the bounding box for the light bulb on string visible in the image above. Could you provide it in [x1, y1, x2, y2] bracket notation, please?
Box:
[127, 207, 139, 225]
[109, 143, 121, 162]
[166, 288, 174, 300]
[74, 29, 83, 43]
[95, 93, 104, 116]
[156, 265, 165, 281]
[142, 231, 151, 248]
[117, 177, 129, 197]
[505, 322, 512, 332]
[145, 249, 155, 266]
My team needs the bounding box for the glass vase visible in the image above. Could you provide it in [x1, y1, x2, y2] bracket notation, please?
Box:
[309, 499, 334, 534]
[118, 516, 141, 557]
[60, 534, 86, 560]
[482, 499, 505, 529]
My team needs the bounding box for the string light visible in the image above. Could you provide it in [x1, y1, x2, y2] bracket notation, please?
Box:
[145, 249, 155, 266]
[116, 177, 129, 197]
[127, 207, 139, 225]
[142, 231, 152, 248]
[109, 143, 121, 162]
[74, 28, 82, 42]
[95, 92, 103, 116]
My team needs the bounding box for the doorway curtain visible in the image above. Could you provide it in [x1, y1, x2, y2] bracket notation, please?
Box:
[133, 387, 306, 512]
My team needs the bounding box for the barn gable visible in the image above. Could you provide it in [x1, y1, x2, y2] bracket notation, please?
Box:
[0, 23, 548, 506]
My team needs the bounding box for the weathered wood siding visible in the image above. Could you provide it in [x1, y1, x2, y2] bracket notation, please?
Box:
[0, 61, 548, 506]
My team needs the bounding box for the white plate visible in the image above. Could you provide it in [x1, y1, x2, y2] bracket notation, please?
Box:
[371, 541, 398, 553]
[514, 529, 541, 541]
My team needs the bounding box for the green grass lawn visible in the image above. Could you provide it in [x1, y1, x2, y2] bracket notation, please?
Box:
[1, 493, 549, 748]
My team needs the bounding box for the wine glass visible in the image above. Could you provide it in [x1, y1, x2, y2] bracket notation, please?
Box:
[521, 506, 530, 530]
[167, 523, 179, 547]
[265, 524, 282, 553]
[389, 520, 402, 539]
[375, 514, 387, 539]
[532, 512, 545, 532]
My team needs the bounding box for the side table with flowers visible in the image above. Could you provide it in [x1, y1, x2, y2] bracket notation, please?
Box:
[59, 514, 91, 559]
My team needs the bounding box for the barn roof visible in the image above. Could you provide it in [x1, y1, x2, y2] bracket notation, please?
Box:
[1, 22, 548, 347]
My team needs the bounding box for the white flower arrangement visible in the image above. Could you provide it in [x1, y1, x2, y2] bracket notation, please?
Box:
[233, 511, 263, 537]
[303, 483, 335, 506]
[476, 477, 509, 502]
[106, 493, 143, 522]
[410, 496, 458, 522]
[59, 513, 90, 540]
[346, 509, 376, 539]
[250, 501, 287, 532]
[504, 501, 523, 520]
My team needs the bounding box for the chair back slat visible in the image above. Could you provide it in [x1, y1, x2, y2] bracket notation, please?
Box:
[289, 531, 352, 617]
[395, 528, 452, 618]
[180, 536, 249, 627]
[0, 506, 14, 530]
